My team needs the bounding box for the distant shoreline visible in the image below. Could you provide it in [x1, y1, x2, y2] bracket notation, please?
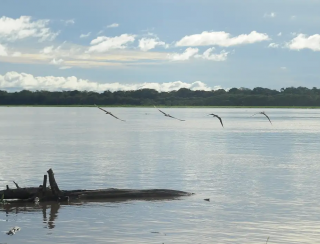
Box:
[1, 105, 320, 109]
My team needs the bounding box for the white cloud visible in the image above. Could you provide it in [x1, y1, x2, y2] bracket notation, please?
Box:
[0, 71, 225, 92]
[64, 19, 75, 25]
[280, 67, 287, 70]
[0, 16, 58, 42]
[88, 34, 135, 53]
[59, 66, 72, 70]
[90, 36, 107, 45]
[0, 43, 8, 56]
[12, 52, 21, 57]
[277, 32, 282, 36]
[40, 45, 55, 54]
[168, 47, 199, 61]
[80, 32, 91, 38]
[168, 47, 228, 62]
[196, 47, 228, 61]
[264, 12, 276, 18]
[286, 34, 320, 51]
[39, 43, 73, 57]
[176, 31, 270, 47]
[268, 43, 279, 48]
[50, 58, 64, 65]
[138, 38, 166, 51]
[291, 15, 296, 20]
[107, 23, 119, 28]
[0, 43, 169, 68]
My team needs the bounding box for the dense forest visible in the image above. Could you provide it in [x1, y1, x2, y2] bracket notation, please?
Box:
[1, 86, 320, 106]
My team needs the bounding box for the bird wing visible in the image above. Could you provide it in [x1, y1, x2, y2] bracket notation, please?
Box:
[217, 116, 224, 127]
[158, 109, 167, 116]
[262, 113, 272, 124]
[154, 105, 167, 116]
[168, 114, 185, 121]
[251, 113, 259, 117]
[95, 104, 109, 113]
[109, 113, 125, 122]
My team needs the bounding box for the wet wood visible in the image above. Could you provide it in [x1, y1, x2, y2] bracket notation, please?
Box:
[1, 169, 193, 202]
[1, 187, 43, 199]
[13, 181, 20, 189]
[47, 168, 61, 196]
[42, 175, 47, 195]
[74, 189, 192, 200]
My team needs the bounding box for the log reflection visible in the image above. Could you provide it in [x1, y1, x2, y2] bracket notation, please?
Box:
[41, 203, 60, 229]
[0, 202, 63, 229]
[0, 197, 183, 229]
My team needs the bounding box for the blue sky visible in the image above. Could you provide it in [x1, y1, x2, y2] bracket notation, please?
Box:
[0, 0, 320, 92]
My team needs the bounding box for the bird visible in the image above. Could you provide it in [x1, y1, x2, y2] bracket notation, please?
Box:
[7, 226, 20, 235]
[208, 113, 224, 127]
[94, 104, 125, 122]
[204, 198, 210, 202]
[154, 106, 185, 121]
[252, 111, 272, 124]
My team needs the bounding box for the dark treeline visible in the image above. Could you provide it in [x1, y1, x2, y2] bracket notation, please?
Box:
[1, 86, 320, 106]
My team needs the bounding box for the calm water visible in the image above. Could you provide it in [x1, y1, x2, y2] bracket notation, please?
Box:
[1, 107, 320, 243]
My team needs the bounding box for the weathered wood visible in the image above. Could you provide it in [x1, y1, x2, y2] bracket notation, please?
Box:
[42, 175, 47, 195]
[13, 181, 20, 189]
[1, 169, 193, 202]
[0, 187, 41, 199]
[74, 189, 192, 200]
[1, 187, 192, 201]
[47, 168, 61, 196]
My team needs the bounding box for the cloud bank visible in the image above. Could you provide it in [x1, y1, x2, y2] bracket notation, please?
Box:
[176, 31, 270, 47]
[168, 47, 229, 61]
[168, 47, 199, 61]
[0, 16, 58, 42]
[286, 33, 320, 51]
[0, 71, 223, 92]
[138, 38, 166, 51]
[88, 34, 136, 53]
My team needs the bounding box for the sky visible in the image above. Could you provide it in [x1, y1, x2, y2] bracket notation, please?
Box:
[0, 0, 320, 92]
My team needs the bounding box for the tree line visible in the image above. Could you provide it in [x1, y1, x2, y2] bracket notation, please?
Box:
[1, 86, 320, 106]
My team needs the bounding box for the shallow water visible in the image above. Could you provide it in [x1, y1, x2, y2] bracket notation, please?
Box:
[1, 107, 320, 243]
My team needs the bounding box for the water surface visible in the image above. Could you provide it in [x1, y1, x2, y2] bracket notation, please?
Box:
[1, 107, 320, 243]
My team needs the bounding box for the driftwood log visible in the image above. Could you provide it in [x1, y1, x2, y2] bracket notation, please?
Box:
[1, 168, 193, 203]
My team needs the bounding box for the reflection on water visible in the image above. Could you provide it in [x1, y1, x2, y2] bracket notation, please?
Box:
[1, 197, 184, 230]
[2, 203, 61, 230]
[1, 108, 320, 243]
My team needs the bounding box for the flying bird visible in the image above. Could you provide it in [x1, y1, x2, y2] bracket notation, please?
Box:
[94, 104, 125, 122]
[154, 106, 185, 121]
[208, 113, 224, 127]
[252, 111, 272, 124]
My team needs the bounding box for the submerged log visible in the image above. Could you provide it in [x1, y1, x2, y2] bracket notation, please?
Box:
[1, 187, 192, 202]
[1, 169, 193, 202]
[73, 189, 192, 200]
[1, 187, 43, 200]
